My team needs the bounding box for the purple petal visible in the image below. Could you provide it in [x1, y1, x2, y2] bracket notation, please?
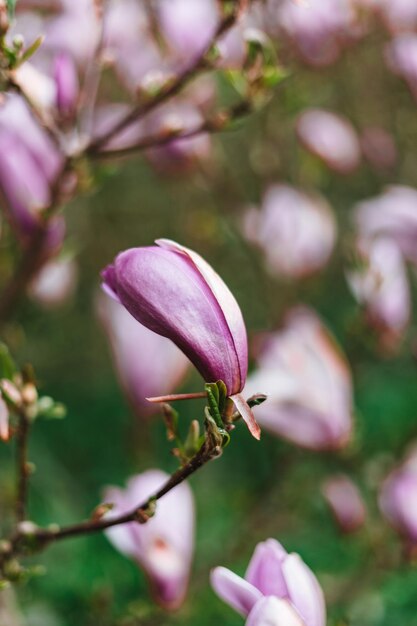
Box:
[245, 539, 288, 598]
[246, 596, 306, 626]
[282, 554, 326, 626]
[211, 567, 262, 616]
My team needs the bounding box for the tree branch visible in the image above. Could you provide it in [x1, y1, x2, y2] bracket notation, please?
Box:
[93, 101, 253, 161]
[15, 407, 30, 523]
[86, 1, 246, 156]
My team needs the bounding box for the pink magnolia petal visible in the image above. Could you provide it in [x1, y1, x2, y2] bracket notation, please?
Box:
[282, 554, 326, 626]
[211, 567, 262, 616]
[245, 539, 288, 598]
[246, 596, 306, 626]
[231, 393, 261, 440]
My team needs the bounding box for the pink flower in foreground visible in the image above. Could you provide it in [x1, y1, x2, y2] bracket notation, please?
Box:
[242, 184, 336, 279]
[379, 451, 417, 543]
[101, 239, 260, 439]
[297, 109, 361, 174]
[347, 237, 410, 350]
[322, 475, 366, 533]
[211, 538, 325, 626]
[97, 294, 190, 416]
[105, 470, 194, 609]
[244, 308, 353, 450]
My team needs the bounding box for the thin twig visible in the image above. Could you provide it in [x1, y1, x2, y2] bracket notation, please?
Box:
[15, 408, 30, 523]
[86, 1, 246, 155]
[16, 441, 221, 546]
[93, 101, 252, 161]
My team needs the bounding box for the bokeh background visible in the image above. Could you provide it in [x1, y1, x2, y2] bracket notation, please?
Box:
[2, 1, 417, 625]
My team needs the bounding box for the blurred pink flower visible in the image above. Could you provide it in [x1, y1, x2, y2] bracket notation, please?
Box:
[242, 184, 336, 279]
[105, 470, 195, 609]
[53, 52, 79, 120]
[386, 34, 417, 101]
[378, 0, 417, 34]
[157, 0, 219, 65]
[360, 127, 398, 171]
[379, 451, 417, 543]
[354, 186, 417, 266]
[211, 538, 325, 626]
[244, 308, 353, 450]
[275, 0, 358, 67]
[347, 237, 411, 349]
[297, 109, 361, 174]
[29, 256, 77, 308]
[322, 475, 366, 533]
[97, 294, 190, 417]
[0, 94, 64, 253]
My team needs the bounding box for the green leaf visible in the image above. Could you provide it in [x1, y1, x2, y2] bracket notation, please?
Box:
[205, 383, 223, 428]
[184, 420, 201, 458]
[15, 35, 44, 68]
[0, 343, 16, 380]
[6, 0, 16, 19]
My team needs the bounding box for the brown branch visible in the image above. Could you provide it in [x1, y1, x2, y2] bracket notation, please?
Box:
[93, 101, 253, 161]
[15, 408, 30, 523]
[13, 440, 221, 549]
[86, 1, 246, 156]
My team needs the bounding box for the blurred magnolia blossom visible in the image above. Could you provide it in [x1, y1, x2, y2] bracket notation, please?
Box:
[379, 449, 417, 544]
[29, 255, 78, 308]
[97, 294, 190, 417]
[271, 0, 360, 67]
[244, 307, 353, 451]
[101, 239, 260, 438]
[211, 538, 326, 626]
[104, 470, 194, 609]
[360, 127, 398, 172]
[322, 475, 366, 533]
[0, 94, 65, 254]
[242, 184, 336, 279]
[296, 109, 361, 174]
[346, 237, 411, 350]
[377, 0, 417, 34]
[354, 186, 417, 265]
[385, 34, 417, 102]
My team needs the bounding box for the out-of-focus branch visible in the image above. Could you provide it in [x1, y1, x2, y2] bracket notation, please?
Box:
[15, 406, 30, 523]
[0, 157, 72, 326]
[86, 1, 247, 155]
[93, 100, 253, 161]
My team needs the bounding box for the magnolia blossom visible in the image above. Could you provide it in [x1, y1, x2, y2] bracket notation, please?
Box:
[29, 256, 77, 308]
[211, 538, 325, 626]
[242, 184, 336, 279]
[378, 0, 417, 34]
[322, 475, 366, 533]
[347, 237, 410, 349]
[354, 186, 417, 265]
[386, 35, 417, 102]
[297, 109, 361, 174]
[101, 239, 259, 438]
[97, 294, 190, 416]
[105, 470, 195, 609]
[274, 0, 358, 67]
[379, 451, 417, 543]
[0, 94, 64, 253]
[244, 308, 353, 450]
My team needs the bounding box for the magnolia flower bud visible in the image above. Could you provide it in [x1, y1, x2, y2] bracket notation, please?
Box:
[102, 239, 260, 439]
[322, 475, 366, 533]
[54, 52, 79, 120]
[244, 307, 353, 450]
[104, 470, 194, 610]
[97, 294, 190, 417]
[297, 109, 361, 174]
[211, 538, 325, 626]
[29, 257, 78, 308]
